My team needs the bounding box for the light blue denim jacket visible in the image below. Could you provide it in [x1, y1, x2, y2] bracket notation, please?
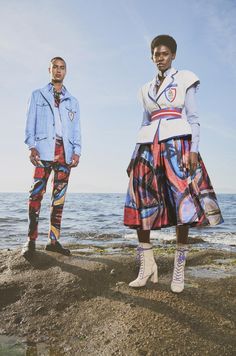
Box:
[25, 83, 81, 164]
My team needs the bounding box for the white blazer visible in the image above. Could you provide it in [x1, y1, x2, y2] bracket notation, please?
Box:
[136, 68, 199, 144]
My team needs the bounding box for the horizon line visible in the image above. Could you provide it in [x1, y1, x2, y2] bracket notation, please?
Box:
[0, 191, 235, 195]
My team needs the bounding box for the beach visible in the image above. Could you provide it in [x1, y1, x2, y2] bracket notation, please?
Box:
[0, 244, 236, 355]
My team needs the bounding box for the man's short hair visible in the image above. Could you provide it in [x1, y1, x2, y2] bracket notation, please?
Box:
[50, 57, 66, 67]
[151, 35, 177, 55]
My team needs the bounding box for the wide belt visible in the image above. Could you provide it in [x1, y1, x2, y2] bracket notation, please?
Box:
[150, 108, 182, 122]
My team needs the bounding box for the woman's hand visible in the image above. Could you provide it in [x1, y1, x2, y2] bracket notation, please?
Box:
[126, 159, 134, 177]
[186, 152, 198, 175]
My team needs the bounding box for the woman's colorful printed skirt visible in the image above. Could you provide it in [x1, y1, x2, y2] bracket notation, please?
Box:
[124, 136, 223, 230]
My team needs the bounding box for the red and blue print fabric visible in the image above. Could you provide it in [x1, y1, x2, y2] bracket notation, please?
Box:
[28, 139, 71, 241]
[124, 135, 223, 230]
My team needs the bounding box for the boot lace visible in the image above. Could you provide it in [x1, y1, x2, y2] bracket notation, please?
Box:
[173, 249, 187, 283]
[136, 246, 152, 279]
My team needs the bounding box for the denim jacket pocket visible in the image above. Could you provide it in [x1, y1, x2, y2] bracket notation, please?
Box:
[35, 134, 47, 141]
[36, 102, 49, 112]
[36, 102, 50, 133]
[37, 101, 49, 106]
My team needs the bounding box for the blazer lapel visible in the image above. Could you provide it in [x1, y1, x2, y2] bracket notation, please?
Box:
[146, 68, 178, 107]
[155, 67, 178, 103]
[147, 78, 161, 107]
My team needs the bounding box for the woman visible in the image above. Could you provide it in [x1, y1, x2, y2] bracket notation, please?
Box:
[124, 35, 223, 293]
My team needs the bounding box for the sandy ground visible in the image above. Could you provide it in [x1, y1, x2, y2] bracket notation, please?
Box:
[0, 244, 236, 355]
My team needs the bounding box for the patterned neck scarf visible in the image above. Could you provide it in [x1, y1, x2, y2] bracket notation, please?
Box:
[53, 88, 61, 108]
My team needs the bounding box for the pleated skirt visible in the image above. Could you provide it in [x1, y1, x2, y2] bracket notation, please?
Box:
[124, 136, 223, 230]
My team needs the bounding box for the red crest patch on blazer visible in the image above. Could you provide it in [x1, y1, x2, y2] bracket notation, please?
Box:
[165, 87, 176, 102]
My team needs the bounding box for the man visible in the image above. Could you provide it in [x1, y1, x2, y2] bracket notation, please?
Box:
[22, 57, 81, 258]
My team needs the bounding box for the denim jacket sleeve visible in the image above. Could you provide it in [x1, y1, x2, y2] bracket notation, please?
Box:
[72, 100, 82, 156]
[24, 91, 37, 149]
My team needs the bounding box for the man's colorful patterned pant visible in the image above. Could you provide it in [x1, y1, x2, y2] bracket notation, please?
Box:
[28, 140, 71, 241]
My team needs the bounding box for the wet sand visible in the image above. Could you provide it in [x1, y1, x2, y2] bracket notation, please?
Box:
[0, 245, 236, 355]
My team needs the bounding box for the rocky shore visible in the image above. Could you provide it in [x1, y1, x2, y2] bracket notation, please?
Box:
[0, 245, 236, 355]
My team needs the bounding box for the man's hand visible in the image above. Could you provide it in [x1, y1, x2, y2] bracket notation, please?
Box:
[29, 148, 40, 166]
[186, 152, 198, 175]
[126, 159, 134, 177]
[70, 154, 80, 168]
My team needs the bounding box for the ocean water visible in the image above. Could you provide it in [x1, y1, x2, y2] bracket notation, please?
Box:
[0, 193, 235, 251]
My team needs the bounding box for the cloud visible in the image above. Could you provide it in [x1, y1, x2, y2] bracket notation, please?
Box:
[194, 0, 236, 76]
[119, 0, 151, 47]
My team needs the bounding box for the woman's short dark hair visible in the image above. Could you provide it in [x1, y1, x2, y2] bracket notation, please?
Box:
[151, 35, 177, 55]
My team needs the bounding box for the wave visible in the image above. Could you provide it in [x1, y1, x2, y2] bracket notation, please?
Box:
[1, 230, 236, 252]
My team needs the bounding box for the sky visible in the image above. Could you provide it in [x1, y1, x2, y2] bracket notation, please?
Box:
[0, 0, 235, 193]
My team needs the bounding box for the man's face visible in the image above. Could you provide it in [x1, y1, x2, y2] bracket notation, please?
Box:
[152, 45, 176, 72]
[49, 59, 66, 83]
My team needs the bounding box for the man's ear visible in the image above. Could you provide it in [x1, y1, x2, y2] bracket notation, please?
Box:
[172, 53, 176, 60]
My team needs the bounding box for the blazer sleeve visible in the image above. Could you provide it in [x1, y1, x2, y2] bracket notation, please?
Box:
[183, 70, 200, 91]
[185, 85, 200, 153]
[131, 88, 150, 160]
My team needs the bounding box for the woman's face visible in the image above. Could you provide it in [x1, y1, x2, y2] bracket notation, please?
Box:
[152, 45, 176, 72]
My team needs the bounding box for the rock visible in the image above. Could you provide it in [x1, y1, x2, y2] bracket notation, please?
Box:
[219, 320, 235, 329]
[0, 248, 236, 355]
[33, 283, 43, 290]
[110, 269, 116, 275]
[55, 302, 68, 311]
[64, 346, 72, 352]
[35, 306, 45, 314]
[116, 281, 125, 286]
[164, 237, 205, 245]
[14, 315, 23, 324]
[0, 265, 7, 273]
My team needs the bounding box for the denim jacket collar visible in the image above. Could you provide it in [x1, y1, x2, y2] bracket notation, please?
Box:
[40, 83, 72, 110]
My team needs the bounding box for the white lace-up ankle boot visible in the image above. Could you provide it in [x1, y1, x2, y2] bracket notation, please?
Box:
[129, 243, 158, 288]
[171, 244, 189, 293]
